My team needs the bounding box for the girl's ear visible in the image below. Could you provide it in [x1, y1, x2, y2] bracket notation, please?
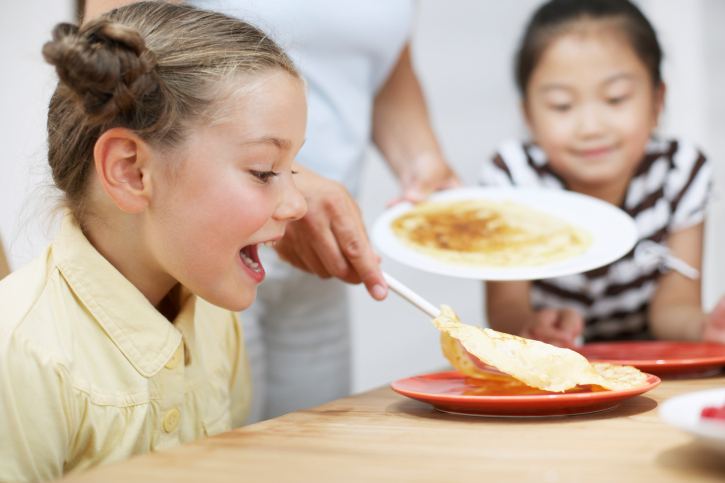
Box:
[93, 127, 153, 213]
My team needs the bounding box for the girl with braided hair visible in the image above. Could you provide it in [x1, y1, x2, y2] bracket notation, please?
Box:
[0, 2, 307, 480]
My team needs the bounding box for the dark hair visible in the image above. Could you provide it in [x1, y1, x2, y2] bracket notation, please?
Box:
[515, 0, 662, 98]
[42, 2, 301, 224]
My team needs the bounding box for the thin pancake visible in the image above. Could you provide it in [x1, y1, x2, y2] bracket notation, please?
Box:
[392, 199, 592, 267]
[434, 305, 646, 392]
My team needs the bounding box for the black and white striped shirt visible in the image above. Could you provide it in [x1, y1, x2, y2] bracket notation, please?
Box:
[480, 138, 712, 342]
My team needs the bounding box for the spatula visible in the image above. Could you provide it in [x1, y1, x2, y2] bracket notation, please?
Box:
[383, 271, 583, 347]
[383, 271, 441, 318]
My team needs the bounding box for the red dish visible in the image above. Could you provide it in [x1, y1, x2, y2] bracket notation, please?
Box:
[577, 341, 725, 378]
[391, 370, 660, 417]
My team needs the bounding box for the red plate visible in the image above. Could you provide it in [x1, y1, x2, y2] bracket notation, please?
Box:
[391, 370, 660, 417]
[577, 341, 725, 378]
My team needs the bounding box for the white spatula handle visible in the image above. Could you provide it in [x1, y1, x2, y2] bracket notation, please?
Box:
[383, 272, 441, 318]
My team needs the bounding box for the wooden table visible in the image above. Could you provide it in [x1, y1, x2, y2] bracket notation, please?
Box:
[65, 372, 725, 482]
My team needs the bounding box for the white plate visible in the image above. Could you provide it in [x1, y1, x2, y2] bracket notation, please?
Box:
[371, 187, 638, 281]
[659, 388, 725, 453]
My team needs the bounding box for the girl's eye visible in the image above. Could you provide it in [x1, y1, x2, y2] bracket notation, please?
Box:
[250, 170, 279, 182]
[608, 96, 628, 105]
[551, 104, 571, 112]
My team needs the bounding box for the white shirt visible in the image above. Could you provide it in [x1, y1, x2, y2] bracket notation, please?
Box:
[190, 0, 414, 195]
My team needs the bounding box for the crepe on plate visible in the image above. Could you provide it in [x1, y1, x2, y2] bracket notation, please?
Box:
[433, 305, 646, 392]
[391, 198, 592, 267]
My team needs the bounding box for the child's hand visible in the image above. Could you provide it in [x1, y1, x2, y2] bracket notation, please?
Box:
[703, 295, 725, 344]
[520, 308, 584, 349]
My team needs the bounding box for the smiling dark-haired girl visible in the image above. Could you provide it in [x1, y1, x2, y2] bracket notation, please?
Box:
[481, 0, 725, 348]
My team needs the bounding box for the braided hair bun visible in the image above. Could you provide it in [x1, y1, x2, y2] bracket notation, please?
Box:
[42, 17, 157, 122]
[43, 2, 301, 223]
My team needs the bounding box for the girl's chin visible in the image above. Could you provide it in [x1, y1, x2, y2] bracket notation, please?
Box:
[561, 167, 627, 188]
[213, 289, 258, 313]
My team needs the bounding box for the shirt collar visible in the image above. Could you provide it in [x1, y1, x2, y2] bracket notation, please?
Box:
[53, 212, 184, 377]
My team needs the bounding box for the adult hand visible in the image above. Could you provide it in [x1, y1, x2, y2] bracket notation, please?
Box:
[370, 45, 461, 207]
[387, 153, 461, 206]
[703, 295, 725, 344]
[274, 163, 387, 300]
[520, 308, 584, 349]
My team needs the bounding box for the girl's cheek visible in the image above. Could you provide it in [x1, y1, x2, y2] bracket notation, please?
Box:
[531, 106, 571, 145]
[538, 121, 571, 151]
[612, 108, 647, 140]
[550, 122, 572, 144]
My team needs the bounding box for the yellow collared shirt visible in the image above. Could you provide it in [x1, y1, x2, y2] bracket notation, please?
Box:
[0, 214, 251, 482]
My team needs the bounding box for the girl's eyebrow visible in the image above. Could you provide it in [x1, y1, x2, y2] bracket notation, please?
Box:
[539, 73, 635, 93]
[602, 73, 635, 85]
[539, 83, 573, 93]
[241, 136, 293, 150]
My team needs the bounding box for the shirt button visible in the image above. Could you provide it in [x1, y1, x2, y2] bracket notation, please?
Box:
[165, 346, 182, 370]
[163, 408, 181, 433]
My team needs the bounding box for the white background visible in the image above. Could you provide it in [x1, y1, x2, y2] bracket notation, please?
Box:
[1, 1, 723, 394]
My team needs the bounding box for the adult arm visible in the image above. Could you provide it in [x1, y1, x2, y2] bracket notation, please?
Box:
[262, 43, 462, 299]
[279, 43, 462, 296]
[372, 45, 460, 204]
[260, 43, 466, 298]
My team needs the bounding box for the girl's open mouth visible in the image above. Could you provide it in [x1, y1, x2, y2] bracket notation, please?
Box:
[240, 243, 265, 279]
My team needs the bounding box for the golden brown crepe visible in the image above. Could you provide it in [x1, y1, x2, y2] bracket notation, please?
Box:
[391, 199, 592, 267]
[433, 305, 647, 392]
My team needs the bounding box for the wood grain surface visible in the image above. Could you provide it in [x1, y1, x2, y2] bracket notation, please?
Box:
[63, 373, 725, 483]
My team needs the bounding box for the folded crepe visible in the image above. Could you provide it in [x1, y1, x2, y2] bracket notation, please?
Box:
[433, 305, 646, 392]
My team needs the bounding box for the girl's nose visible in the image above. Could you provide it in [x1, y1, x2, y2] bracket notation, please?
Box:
[576, 103, 604, 137]
[274, 176, 307, 222]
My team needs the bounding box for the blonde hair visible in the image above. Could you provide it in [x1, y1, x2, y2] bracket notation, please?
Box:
[42, 1, 301, 223]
